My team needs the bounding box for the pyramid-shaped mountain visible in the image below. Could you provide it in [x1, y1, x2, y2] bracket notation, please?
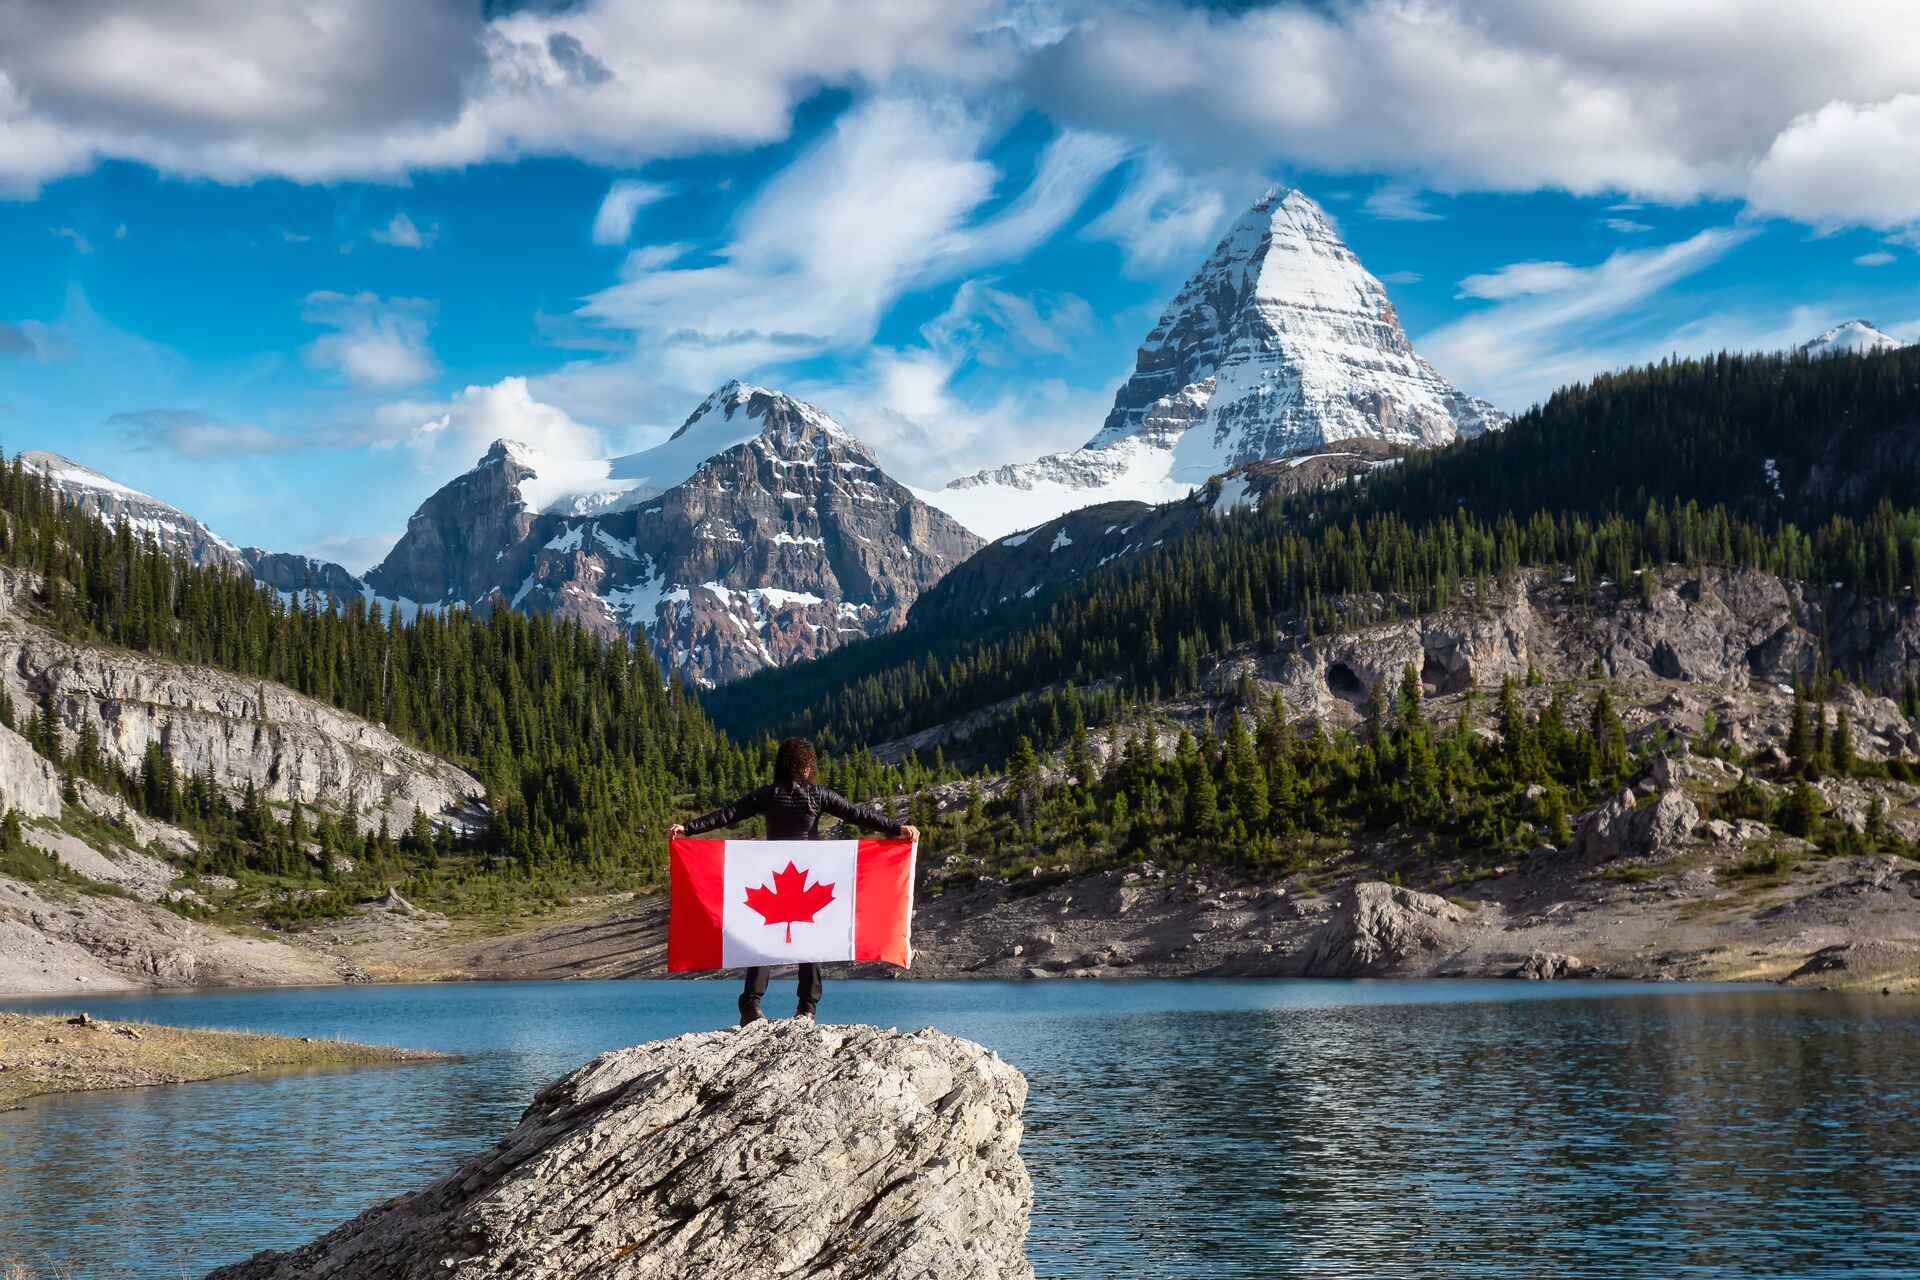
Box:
[923, 188, 1505, 539]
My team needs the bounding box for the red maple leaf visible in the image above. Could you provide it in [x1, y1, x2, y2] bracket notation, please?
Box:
[743, 861, 837, 944]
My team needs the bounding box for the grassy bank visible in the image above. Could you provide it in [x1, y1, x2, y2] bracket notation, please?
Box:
[0, 1010, 446, 1109]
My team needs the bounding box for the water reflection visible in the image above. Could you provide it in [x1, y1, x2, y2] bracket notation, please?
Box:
[1, 981, 1914, 1279]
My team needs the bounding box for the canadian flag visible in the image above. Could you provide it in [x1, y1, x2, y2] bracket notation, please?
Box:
[668, 838, 916, 972]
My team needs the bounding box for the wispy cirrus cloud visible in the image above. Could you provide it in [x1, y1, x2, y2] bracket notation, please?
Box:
[591, 178, 672, 246]
[1424, 226, 1755, 410]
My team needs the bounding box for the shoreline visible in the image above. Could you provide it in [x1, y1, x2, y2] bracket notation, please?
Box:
[0, 1010, 448, 1110]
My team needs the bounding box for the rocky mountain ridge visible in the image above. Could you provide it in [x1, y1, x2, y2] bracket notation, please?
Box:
[921, 188, 1504, 539]
[365, 382, 981, 685]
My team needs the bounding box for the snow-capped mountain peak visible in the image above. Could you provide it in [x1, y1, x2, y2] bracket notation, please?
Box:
[1797, 320, 1907, 358]
[925, 187, 1504, 540]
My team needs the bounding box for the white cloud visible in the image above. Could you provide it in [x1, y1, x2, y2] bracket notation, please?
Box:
[1363, 185, 1442, 221]
[1082, 150, 1231, 273]
[1455, 261, 1589, 301]
[591, 178, 671, 246]
[1424, 227, 1754, 410]
[1379, 270, 1423, 285]
[0, 0, 1012, 193]
[372, 378, 616, 504]
[575, 93, 1124, 392]
[301, 291, 437, 390]
[1747, 94, 1920, 236]
[1603, 217, 1652, 233]
[370, 211, 437, 249]
[49, 225, 91, 253]
[1856, 251, 1897, 268]
[1028, 0, 1920, 232]
[111, 408, 290, 456]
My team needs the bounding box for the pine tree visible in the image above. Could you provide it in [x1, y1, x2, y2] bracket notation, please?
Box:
[1786, 692, 1810, 772]
[1782, 779, 1824, 837]
[1833, 708, 1855, 777]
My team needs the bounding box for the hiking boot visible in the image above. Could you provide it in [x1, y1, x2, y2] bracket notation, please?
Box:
[794, 1001, 817, 1021]
[738, 994, 765, 1026]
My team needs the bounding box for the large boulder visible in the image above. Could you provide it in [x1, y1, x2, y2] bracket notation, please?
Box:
[207, 1021, 1035, 1280]
[1300, 881, 1479, 977]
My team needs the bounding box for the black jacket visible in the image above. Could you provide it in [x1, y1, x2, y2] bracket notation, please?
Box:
[683, 782, 904, 842]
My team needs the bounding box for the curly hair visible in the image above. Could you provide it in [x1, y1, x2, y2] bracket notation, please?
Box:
[774, 737, 817, 786]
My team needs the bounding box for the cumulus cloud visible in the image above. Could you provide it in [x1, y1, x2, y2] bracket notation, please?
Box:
[1423, 227, 1755, 411]
[111, 408, 291, 456]
[301, 291, 437, 390]
[0, 0, 1011, 193]
[1026, 0, 1920, 232]
[591, 178, 671, 246]
[1747, 94, 1920, 236]
[370, 211, 436, 249]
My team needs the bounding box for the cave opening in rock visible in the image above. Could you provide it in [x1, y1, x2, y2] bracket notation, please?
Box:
[1326, 661, 1367, 706]
[1420, 652, 1473, 697]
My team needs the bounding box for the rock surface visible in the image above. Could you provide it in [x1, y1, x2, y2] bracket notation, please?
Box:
[207, 1020, 1034, 1280]
[0, 570, 484, 833]
[1300, 882, 1480, 977]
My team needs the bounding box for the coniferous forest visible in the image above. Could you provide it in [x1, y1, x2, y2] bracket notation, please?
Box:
[707, 348, 1920, 765]
[5, 347, 1920, 910]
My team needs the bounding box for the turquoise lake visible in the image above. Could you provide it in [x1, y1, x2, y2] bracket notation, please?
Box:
[2, 979, 1916, 1278]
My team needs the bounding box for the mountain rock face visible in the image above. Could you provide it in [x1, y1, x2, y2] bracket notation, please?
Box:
[208, 1020, 1035, 1280]
[367, 383, 981, 686]
[1798, 320, 1907, 358]
[911, 441, 1404, 627]
[19, 451, 247, 570]
[925, 189, 1502, 539]
[0, 568, 483, 833]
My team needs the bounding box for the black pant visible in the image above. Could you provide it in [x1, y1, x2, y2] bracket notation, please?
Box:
[743, 963, 822, 1009]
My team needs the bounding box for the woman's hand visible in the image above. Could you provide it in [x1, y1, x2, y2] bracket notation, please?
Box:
[900, 824, 920, 843]
[668, 824, 686, 839]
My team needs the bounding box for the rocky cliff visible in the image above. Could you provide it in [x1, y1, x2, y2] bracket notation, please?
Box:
[208, 1020, 1034, 1280]
[924, 189, 1501, 539]
[0, 569, 483, 832]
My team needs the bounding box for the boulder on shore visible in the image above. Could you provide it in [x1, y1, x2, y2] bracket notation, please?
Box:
[1300, 881, 1480, 977]
[206, 1020, 1035, 1280]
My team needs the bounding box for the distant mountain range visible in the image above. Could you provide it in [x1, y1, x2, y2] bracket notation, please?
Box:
[23, 188, 1910, 686]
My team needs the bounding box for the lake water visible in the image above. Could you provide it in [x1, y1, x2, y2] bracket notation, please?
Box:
[2, 979, 1916, 1279]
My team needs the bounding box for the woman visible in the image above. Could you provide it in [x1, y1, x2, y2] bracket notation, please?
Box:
[670, 737, 919, 1025]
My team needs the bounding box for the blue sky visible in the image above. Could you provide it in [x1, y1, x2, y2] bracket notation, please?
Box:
[2, 1, 1917, 569]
